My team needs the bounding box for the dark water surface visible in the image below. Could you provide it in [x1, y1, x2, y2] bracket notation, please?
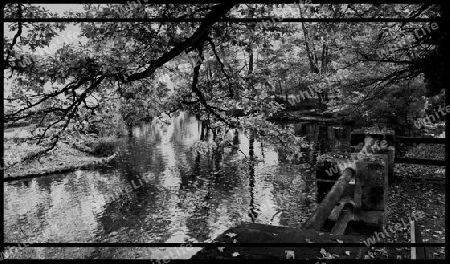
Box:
[4, 112, 351, 259]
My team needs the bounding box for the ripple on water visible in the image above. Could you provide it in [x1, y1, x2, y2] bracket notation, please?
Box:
[5, 113, 333, 248]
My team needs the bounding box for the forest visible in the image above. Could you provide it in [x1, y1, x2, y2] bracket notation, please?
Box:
[3, 2, 446, 260]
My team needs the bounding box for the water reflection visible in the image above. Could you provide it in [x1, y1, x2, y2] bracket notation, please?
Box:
[4, 112, 351, 258]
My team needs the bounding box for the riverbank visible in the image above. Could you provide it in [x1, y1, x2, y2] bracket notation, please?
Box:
[368, 143, 445, 259]
[3, 128, 120, 181]
[268, 110, 353, 125]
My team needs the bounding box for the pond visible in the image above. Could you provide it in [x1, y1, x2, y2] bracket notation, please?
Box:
[4, 111, 352, 259]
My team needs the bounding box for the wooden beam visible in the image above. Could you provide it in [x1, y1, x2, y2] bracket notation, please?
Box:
[5, 0, 447, 5]
[394, 158, 446, 166]
[302, 167, 354, 231]
[331, 203, 354, 235]
[396, 137, 446, 144]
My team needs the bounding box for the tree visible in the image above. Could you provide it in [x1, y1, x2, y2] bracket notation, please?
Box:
[4, 3, 445, 166]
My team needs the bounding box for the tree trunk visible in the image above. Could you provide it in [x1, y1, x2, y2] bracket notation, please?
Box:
[299, 6, 319, 74]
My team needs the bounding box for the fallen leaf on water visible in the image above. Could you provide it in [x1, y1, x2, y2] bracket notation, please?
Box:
[319, 248, 336, 259]
[217, 247, 225, 252]
[226, 232, 237, 238]
[336, 239, 343, 243]
[232, 252, 240, 257]
[285, 250, 295, 259]
[344, 251, 351, 256]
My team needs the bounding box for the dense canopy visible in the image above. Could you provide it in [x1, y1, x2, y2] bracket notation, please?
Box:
[3, 3, 445, 164]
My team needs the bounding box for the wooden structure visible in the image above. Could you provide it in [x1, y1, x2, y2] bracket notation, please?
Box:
[350, 128, 395, 178]
[192, 129, 432, 259]
[315, 153, 388, 231]
[303, 167, 355, 231]
[191, 153, 383, 259]
[190, 223, 369, 259]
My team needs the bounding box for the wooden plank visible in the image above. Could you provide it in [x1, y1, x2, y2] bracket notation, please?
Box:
[303, 168, 354, 231]
[316, 179, 338, 183]
[192, 246, 368, 259]
[394, 158, 446, 166]
[329, 197, 354, 221]
[396, 137, 446, 144]
[191, 223, 369, 259]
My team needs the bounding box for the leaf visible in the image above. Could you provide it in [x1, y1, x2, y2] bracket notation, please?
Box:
[217, 247, 225, 252]
[225, 232, 237, 238]
[344, 251, 351, 256]
[336, 239, 343, 243]
[319, 248, 336, 259]
[232, 252, 240, 257]
[285, 250, 295, 259]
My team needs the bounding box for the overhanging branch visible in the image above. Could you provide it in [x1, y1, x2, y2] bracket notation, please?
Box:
[123, 2, 235, 83]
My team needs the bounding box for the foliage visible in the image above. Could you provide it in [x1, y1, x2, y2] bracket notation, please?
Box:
[3, 3, 446, 162]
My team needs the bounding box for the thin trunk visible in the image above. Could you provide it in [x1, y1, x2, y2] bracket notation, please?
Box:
[321, 41, 327, 74]
[278, 81, 283, 96]
[249, 129, 255, 159]
[248, 48, 253, 75]
[299, 6, 319, 74]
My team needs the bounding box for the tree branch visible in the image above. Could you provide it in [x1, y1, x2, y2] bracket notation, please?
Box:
[191, 44, 231, 126]
[123, 2, 235, 83]
[4, 4, 23, 70]
[207, 37, 234, 97]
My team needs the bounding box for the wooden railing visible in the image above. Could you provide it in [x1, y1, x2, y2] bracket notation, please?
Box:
[396, 137, 446, 144]
[395, 137, 446, 166]
[303, 167, 354, 231]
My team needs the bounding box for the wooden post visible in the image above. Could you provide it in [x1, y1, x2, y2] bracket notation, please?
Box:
[350, 129, 395, 178]
[351, 153, 388, 228]
[303, 167, 355, 231]
[410, 220, 426, 259]
[354, 160, 367, 208]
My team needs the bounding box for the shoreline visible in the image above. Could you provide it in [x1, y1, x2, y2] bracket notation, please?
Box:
[3, 131, 121, 182]
[3, 151, 119, 182]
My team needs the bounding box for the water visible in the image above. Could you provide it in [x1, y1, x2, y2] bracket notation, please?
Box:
[4, 112, 351, 259]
